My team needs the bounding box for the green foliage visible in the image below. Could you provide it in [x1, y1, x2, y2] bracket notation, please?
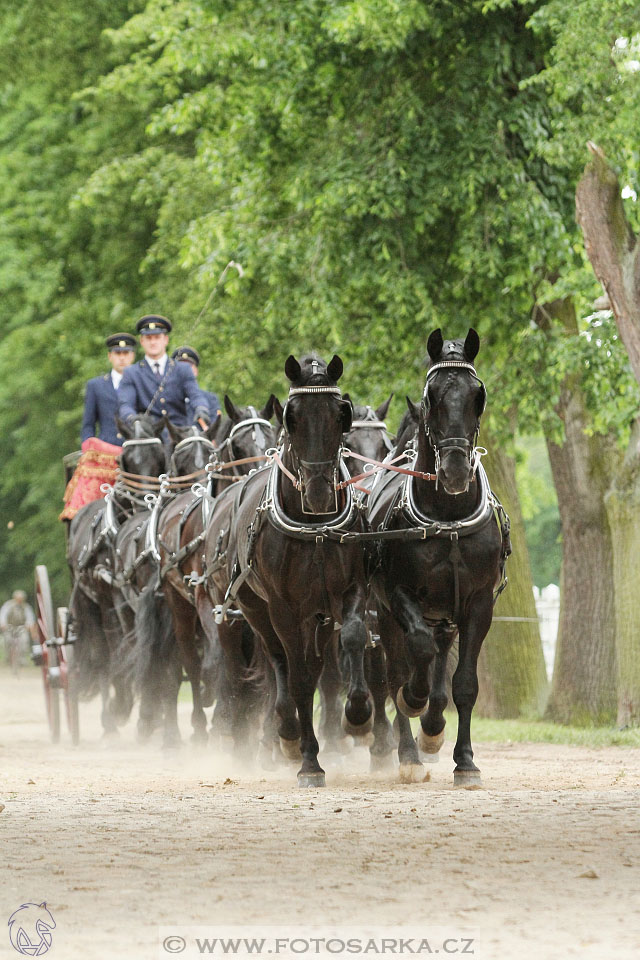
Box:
[1, 0, 639, 606]
[516, 436, 561, 586]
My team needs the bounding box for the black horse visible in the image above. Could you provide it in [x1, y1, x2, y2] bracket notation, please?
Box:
[367, 329, 509, 785]
[66, 415, 168, 735]
[137, 396, 278, 748]
[109, 422, 219, 746]
[316, 395, 394, 757]
[204, 354, 371, 786]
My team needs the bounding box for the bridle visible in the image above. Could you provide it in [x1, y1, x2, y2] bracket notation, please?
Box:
[215, 407, 273, 476]
[421, 360, 487, 491]
[168, 432, 216, 476]
[347, 406, 394, 453]
[281, 385, 351, 515]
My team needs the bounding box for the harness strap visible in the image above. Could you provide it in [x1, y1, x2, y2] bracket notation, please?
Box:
[269, 450, 302, 490]
[341, 449, 437, 483]
[159, 531, 206, 581]
[449, 532, 462, 623]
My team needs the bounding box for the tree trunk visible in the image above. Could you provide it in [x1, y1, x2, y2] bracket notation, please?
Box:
[604, 420, 640, 726]
[475, 445, 548, 718]
[543, 391, 619, 723]
[531, 296, 619, 724]
[576, 144, 640, 725]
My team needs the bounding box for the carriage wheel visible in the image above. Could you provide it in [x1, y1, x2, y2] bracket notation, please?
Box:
[34, 565, 60, 743]
[57, 607, 79, 746]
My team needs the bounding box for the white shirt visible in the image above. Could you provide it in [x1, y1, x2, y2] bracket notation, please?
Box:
[111, 370, 123, 390]
[145, 354, 168, 376]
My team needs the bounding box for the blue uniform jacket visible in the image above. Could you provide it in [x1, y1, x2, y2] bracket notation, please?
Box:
[118, 358, 209, 426]
[81, 373, 122, 446]
[186, 388, 221, 425]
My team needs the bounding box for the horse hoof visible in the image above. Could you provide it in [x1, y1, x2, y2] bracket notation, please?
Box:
[353, 732, 375, 748]
[370, 752, 395, 773]
[297, 771, 326, 788]
[396, 686, 427, 719]
[399, 762, 430, 784]
[417, 727, 445, 761]
[338, 735, 355, 754]
[454, 768, 482, 788]
[342, 713, 374, 737]
[258, 742, 277, 771]
[279, 736, 303, 763]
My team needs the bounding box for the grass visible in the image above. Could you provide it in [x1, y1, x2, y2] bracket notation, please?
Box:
[445, 712, 640, 748]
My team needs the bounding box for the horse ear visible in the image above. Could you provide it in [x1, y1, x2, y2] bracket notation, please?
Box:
[116, 416, 133, 440]
[206, 415, 221, 442]
[285, 355, 301, 382]
[260, 394, 275, 420]
[152, 416, 167, 439]
[327, 355, 343, 382]
[342, 392, 351, 405]
[427, 329, 444, 361]
[406, 396, 421, 422]
[224, 394, 241, 422]
[464, 328, 480, 362]
[165, 419, 183, 443]
[272, 396, 284, 426]
[375, 393, 393, 421]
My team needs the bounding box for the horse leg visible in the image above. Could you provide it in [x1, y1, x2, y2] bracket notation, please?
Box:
[277, 620, 326, 788]
[214, 619, 252, 755]
[379, 610, 428, 783]
[390, 585, 437, 716]
[341, 585, 373, 734]
[452, 598, 493, 786]
[318, 635, 347, 754]
[237, 596, 301, 755]
[367, 644, 396, 768]
[167, 589, 207, 745]
[104, 598, 133, 726]
[134, 585, 173, 741]
[161, 650, 184, 749]
[417, 623, 457, 760]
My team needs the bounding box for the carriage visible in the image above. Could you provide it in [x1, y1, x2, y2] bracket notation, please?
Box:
[33, 563, 79, 745]
[32, 335, 510, 787]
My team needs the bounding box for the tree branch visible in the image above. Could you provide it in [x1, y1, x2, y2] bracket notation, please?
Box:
[576, 142, 640, 383]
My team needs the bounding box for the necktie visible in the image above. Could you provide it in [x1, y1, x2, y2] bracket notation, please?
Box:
[153, 362, 161, 380]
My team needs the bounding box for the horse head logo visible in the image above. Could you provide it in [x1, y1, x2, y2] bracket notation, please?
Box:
[8, 903, 56, 956]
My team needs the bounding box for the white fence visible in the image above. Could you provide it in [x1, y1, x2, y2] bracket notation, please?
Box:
[533, 584, 560, 680]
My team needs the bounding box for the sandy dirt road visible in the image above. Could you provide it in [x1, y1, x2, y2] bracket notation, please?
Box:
[1, 668, 639, 960]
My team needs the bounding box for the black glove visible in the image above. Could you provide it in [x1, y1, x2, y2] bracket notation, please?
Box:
[195, 409, 211, 427]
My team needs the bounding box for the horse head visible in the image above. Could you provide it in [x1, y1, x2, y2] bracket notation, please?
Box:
[341, 394, 393, 476]
[115, 414, 167, 478]
[166, 420, 218, 476]
[215, 395, 279, 478]
[282, 353, 352, 514]
[422, 328, 486, 495]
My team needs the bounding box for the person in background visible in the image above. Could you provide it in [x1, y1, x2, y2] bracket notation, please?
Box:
[1, 590, 36, 667]
[118, 316, 211, 427]
[171, 345, 221, 424]
[81, 332, 137, 446]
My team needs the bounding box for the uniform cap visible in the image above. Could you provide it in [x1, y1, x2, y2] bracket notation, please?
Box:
[171, 345, 200, 366]
[105, 332, 136, 351]
[136, 315, 172, 335]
